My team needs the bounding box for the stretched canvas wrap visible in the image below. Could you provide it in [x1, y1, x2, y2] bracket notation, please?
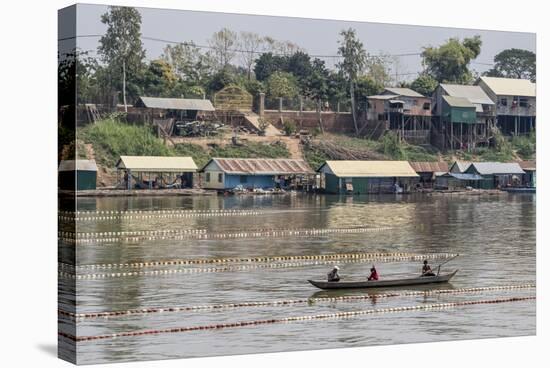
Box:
[58, 3, 537, 364]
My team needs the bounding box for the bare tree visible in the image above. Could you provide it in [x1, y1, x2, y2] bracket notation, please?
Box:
[209, 28, 238, 70]
[239, 32, 263, 80]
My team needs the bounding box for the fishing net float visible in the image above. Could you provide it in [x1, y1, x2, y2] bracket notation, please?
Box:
[58, 296, 536, 342]
[59, 251, 454, 271]
[58, 253, 458, 279]
[58, 226, 395, 244]
[58, 284, 535, 320]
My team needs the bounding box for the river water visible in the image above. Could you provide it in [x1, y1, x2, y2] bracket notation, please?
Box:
[58, 193, 536, 364]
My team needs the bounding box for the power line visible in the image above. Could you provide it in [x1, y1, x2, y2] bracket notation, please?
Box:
[58, 34, 495, 65]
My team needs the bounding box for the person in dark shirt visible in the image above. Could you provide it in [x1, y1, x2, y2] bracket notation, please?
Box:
[327, 266, 340, 282]
[421, 260, 436, 276]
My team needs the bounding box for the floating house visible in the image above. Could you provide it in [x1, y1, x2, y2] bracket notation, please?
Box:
[201, 158, 314, 190]
[367, 88, 432, 143]
[433, 84, 495, 150]
[116, 156, 198, 189]
[409, 161, 449, 188]
[518, 160, 536, 187]
[464, 162, 525, 189]
[476, 76, 536, 135]
[58, 159, 98, 191]
[317, 160, 419, 194]
[434, 172, 483, 190]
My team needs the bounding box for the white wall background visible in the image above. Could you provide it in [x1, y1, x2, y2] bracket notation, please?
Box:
[0, 1, 546, 367]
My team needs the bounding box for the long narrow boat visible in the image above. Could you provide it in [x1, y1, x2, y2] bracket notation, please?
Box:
[308, 270, 458, 290]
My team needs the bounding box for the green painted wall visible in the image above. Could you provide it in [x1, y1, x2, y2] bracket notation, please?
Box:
[442, 105, 476, 124]
[324, 173, 341, 193]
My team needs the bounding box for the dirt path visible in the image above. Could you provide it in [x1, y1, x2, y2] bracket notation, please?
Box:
[171, 133, 305, 160]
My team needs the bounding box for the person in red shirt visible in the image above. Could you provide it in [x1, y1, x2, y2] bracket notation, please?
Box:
[368, 265, 379, 281]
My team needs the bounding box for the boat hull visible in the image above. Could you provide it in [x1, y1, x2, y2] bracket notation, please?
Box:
[308, 270, 458, 290]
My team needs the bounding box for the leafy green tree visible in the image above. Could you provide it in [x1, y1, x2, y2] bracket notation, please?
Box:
[254, 52, 288, 81]
[98, 6, 146, 111]
[337, 28, 368, 135]
[355, 75, 384, 112]
[162, 42, 214, 86]
[266, 71, 298, 98]
[421, 35, 482, 84]
[141, 59, 179, 97]
[207, 69, 237, 93]
[410, 74, 439, 96]
[485, 48, 536, 82]
[287, 52, 313, 83]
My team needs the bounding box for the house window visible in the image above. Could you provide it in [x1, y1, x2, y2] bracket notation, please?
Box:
[218, 173, 223, 183]
[240, 175, 247, 183]
[205, 173, 211, 182]
[423, 102, 430, 110]
[500, 98, 507, 106]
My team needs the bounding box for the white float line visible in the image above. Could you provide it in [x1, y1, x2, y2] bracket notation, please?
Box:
[58, 226, 395, 244]
[58, 284, 536, 320]
[58, 254, 457, 279]
[59, 296, 536, 342]
[58, 210, 265, 222]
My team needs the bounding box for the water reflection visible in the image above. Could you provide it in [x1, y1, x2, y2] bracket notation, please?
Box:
[64, 193, 535, 364]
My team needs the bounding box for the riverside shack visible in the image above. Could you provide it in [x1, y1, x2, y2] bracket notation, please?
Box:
[519, 160, 536, 187]
[201, 158, 314, 191]
[116, 156, 198, 189]
[317, 160, 418, 194]
[58, 159, 98, 191]
[409, 161, 449, 188]
[465, 162, 525, 189]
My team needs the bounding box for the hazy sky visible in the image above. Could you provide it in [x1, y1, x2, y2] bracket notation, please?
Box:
[61, 3, 536, 82]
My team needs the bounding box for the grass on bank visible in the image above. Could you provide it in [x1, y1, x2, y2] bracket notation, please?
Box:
[79, 118, 292, 169]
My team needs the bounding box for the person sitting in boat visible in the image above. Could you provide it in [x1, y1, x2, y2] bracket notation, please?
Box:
[327, 266, 340, 282]
[421, 260, 436, 277]
[368, 265, 379, 281]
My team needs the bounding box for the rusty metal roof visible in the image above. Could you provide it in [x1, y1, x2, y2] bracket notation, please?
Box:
[409, 161, 449, 173]
[518, 160, 536, 171]
[204, 158, 314, 175]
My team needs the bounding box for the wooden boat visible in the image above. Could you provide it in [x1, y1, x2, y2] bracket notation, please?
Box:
[308, 270, 458, 290]
[501, 187, 536, 193]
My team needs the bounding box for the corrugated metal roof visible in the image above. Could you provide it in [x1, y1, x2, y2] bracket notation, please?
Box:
[440, 84, 495, 105]
[319, 161, 418, 178]
[368, 95, 395, 100]
[478, 76, 536, 97]
[205, 158, 314, 175]
[469, 162, 525, 175]
[58, 159, 98, 172]
[518, 160, 536, 171]
[409, 161, 449, 173]
[450, 161, 472, 173]
[116, 156, 198, 172]
[137, 96, 215, 111]
[384, 87, 425, 98]
[442, 95, 475, 108]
